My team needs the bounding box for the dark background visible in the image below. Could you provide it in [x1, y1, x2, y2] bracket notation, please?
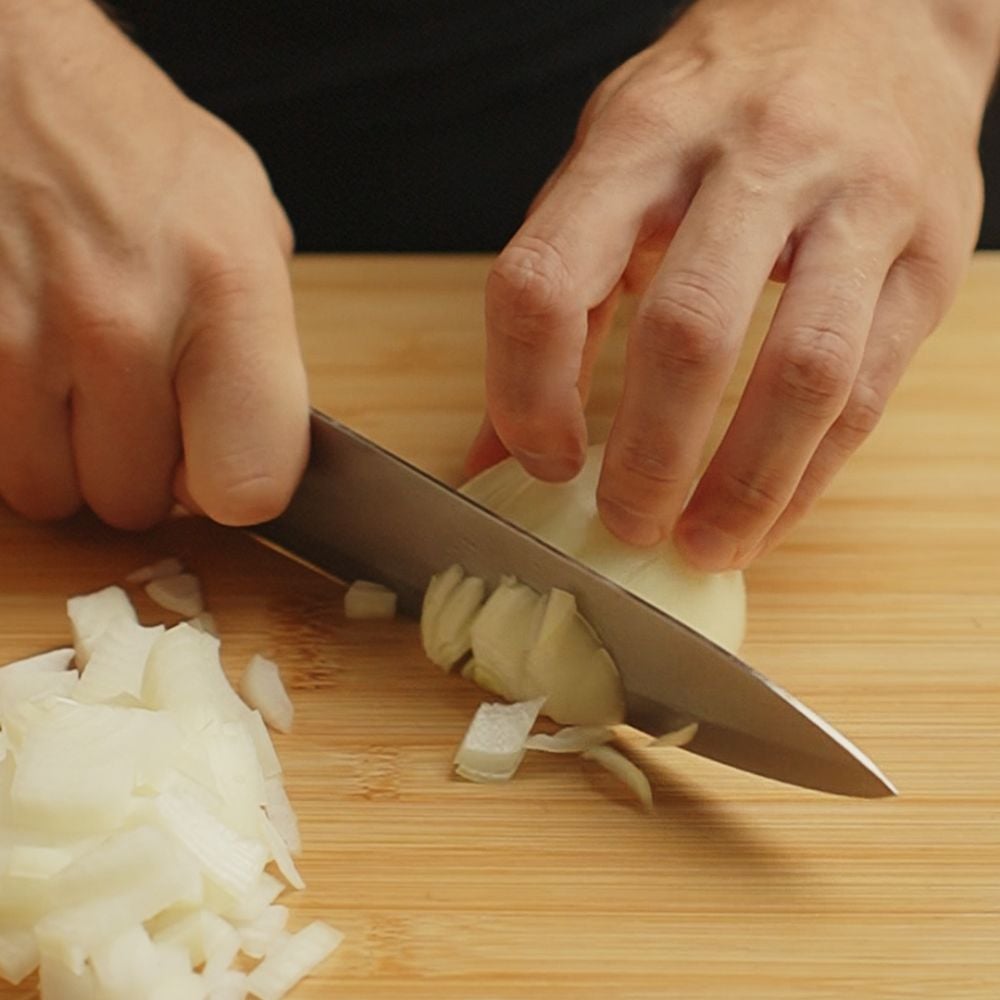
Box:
[116, 2, 998, 253]
[978, 91, 999, 249]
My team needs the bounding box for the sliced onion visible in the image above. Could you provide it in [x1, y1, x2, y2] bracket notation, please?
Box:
[145, 573, 205, 618]
[524, 726, 615, 754]
[462, 445, 747, 652]
[649, 721, 699, 748]
[582, 744, 654, 811]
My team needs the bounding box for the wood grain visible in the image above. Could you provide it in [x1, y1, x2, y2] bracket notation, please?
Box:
[2, 253, 998, 999]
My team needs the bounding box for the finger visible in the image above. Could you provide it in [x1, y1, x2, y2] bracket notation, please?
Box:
[465, 283, 623, 479]
[596, 168, 793, 546]
[0, 327, 80, 520]
[174, 253, 309, 526]
[675, 218, 901, 570]
[750, 258, 940, 559]
[69, 308, 181, 530]
[484, 149, 682, 483]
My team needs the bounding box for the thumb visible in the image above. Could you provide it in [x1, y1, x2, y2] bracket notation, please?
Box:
[174, 256, 309, 526]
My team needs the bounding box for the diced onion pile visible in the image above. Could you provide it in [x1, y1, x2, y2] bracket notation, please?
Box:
[0, 561, 341, 999]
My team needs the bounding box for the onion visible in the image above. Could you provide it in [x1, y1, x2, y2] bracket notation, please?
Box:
[0, 585, 341, 998]
[453, 697, 545, 783]
[343, 580, 398, 620]
[145, 573, 205, 619]
[524, 726, 615, 754]
[461, 444, 746, 652]
[239, 655, 294, 735]
[581, 744, 654, 811]
[244, 921, 343, 1000]
[421, 446, 743, 807]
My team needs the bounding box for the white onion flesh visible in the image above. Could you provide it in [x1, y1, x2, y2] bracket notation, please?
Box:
[524, 726, 615, 754]
[240, 656, 294, 735]
[649, 721, 700, 748]
[581, 744, 654, 811]
[453, 697, 545, 783]
[461, 445, 746, 652]
[343, 580, 398, 620]
[0, 585, 341, 998]
[422, 567, 625, 727]
[244, 921, 344, 1000]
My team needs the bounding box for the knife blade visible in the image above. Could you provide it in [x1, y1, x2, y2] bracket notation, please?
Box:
[255, 411, 896, 799]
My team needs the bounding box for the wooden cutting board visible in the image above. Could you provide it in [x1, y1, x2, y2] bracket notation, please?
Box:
[2, 254, 998, 999]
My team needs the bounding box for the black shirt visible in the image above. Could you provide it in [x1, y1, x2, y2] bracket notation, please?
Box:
[111, 1, 685, 251]
[111, 2, 997, 251]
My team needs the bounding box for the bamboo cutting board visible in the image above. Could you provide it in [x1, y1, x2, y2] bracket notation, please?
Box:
[1, 254, 999, 999]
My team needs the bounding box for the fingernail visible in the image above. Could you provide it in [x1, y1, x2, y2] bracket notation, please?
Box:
[512, 448, 582, 482]
[598, 498, 663, 548]
[675, 522, 738, 571]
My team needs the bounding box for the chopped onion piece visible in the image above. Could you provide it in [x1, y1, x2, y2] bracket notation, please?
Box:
[152, 908, 241, 974]
[260, 814, 305, 890]
[0, 667, 78, 720]
[151, 788, 269, 898]
[263, 778, 301, 855]
[343, 580, 398, 620]
[524, 726, 616, 754]
[582, 744, 654, 811]
[209, 873, 284, 924]
[244, 920, 343, 1000]
[73, 620, 163, 705]
[67, 586, 137, 668]
[146, 573, 205, 618]
[239, 656, 293, 735]
[240, 710, 283, 780]
[237, 904, 289, 960]
[142, 625, 247, 733]
[0, 927, 39, 986]
[207, 970, 249, 1000]
[453, 697, 545, 783]
[35, 826, 203, 973]
[649, 721, 699, 748]
[125, 557, 184, 585]
[0, 648, 75, 674]
[7, 843, 75, 879]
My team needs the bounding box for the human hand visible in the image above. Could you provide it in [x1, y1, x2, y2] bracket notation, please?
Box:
[0, 0, 308, 530]
[470, 0, 999, 570]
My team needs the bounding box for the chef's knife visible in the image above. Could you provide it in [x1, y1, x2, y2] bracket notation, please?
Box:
[255, 411, 896, 799]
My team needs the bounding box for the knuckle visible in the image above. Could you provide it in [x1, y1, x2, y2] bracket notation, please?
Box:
[856, 144, 923, 208]
[613, 438, 684, 492]
[830, 383, 887, 453]
[773, 325, 858, 417]
[742, 86, 828, 165]
[718, 467, 787, 522]
[635, 273, 733, 371]
[487, 237, 573, 329]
